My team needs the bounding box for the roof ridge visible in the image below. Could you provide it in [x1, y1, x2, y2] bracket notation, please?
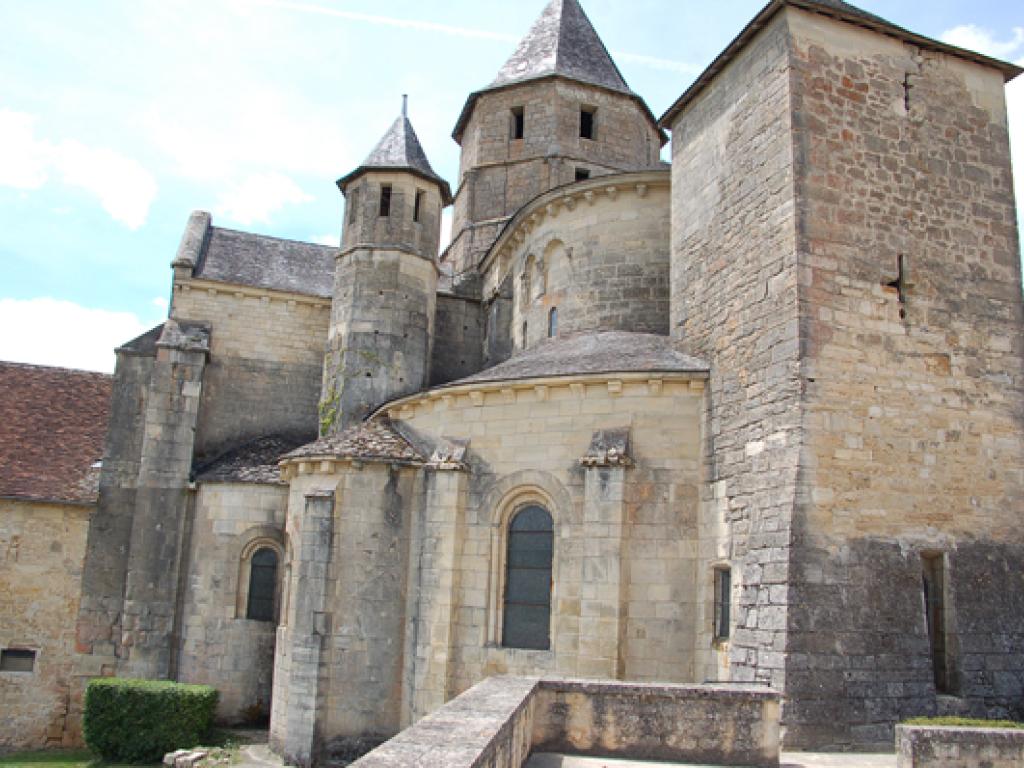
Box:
[210, 225, 338, 251]
[0, 360, 113, 378]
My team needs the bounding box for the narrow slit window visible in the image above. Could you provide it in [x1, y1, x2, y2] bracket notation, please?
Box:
[347, 188, 358, 225]
[521, 320, 528, 346]
[510, 106, 525, 140]
[922, 553, 954, 693]
[379, 185, 392, 217]
[247, 547, 278, 622]
[547, 307, 558, 338]
[502, 505, 553, 650]
[713, 567, 731, 641]
[580, 107, 596, 140]
[413, 190, 424, 223]
[885, 254, 908, 319]
[575, 167, 590, 182]
[0, 648, 36, 673]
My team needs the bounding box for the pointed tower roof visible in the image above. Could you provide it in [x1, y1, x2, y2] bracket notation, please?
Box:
[453, 0, 665, 145]
[491, 0, 630, 94]
[338, 99, 452, 205]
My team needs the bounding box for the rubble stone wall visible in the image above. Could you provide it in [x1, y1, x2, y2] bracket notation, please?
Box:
[0, 500, 90, 750]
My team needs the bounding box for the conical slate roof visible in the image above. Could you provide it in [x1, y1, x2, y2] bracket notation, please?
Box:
[453, 0, 665, 144]
[337, 109, 452, 204]
[491, 0, 631, 94]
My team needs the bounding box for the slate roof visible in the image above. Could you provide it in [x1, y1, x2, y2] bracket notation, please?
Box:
[0, 362, 112, 505]
[282, 418, 425, 465]
[337, 113, 453, 204]
[491, 0, 630, 94]
[659, 0, 1023, 127]
[443, 331, 708, 387]
[452, 0, 666, 145]
[192, 226, 336, 299]
[193, 434, 312, 485]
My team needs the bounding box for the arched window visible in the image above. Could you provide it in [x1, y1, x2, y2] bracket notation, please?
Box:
[547, 307, 558, 338]
[247, 547, 278, 622]
[502, 505, 553, 650]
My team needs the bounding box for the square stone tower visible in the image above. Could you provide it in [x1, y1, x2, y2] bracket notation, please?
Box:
[664, 0, 1024, 749]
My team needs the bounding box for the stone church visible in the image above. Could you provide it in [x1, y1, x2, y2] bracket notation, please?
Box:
[4, 0, 1022, 762]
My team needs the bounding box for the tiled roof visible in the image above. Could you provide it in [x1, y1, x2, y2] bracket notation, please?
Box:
[192, 226, 336, 299]
[337, 113, 452, 204]
[659, 0, 1023, 127]
[491, 0, 631, 94]
[283, 418, 424, 465]
[444, 331, 708, 387]
[193, 434, 313, 485]
[0, 362, 112, 505]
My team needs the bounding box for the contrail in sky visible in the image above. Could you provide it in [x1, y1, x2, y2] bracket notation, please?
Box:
[246, 0, 699, 75]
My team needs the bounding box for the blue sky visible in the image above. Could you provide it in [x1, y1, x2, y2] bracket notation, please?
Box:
[1, 0, 1022, 372]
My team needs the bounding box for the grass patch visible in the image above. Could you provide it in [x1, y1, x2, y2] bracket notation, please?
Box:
[0, 750, 154, 768]
[903, 716, 1024, 729]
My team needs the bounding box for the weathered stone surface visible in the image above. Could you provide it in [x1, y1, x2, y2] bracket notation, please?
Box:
[897, 724, 1024, 768]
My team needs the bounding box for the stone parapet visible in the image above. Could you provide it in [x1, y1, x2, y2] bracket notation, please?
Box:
[350, 676, 780, 768]
[896, 725, 1024, 767]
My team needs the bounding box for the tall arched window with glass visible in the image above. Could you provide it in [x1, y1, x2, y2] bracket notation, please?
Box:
[502, 505, 553, 650]
[247, 547, 278, 622]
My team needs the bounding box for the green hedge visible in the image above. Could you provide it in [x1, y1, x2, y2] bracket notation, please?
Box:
[83, 678, 219, 763]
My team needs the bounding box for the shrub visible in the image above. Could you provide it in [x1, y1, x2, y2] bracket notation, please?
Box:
[83, 678, 219, 763]
[903, 716, 1024, 730]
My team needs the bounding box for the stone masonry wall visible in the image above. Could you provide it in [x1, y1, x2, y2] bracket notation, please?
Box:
[323, 250, 437, 431]
[177, 482, 288, 723]
[447, 79, 662, 276]
[0, 500, 90, 750]
[272, 464, 418, 758]
[669, 10, 801, 701]
[393, 373, 704, 712]
[784, 8, 1024, 747]
[172, 282, 328, 461]
[430, 292, 483, 386]
[342, 172, 442, 261]
[480, 172, 670, 352]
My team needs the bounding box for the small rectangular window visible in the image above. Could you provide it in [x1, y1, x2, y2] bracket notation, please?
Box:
[575, 167, 590, 182]
[413, 190, 424, 223]
[580, 107, 596, 140]
[510, 106, 525, 140]
[713, 568, 731, 641]
[379, 185, 392, 217]
[0, 648, 36, 673]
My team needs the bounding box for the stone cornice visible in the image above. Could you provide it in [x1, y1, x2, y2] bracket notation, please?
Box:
[175, 277, 331, 309]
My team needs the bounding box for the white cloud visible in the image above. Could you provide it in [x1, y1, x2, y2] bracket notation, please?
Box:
[214, 172, 313, 226]
[940, 25, 1024, 61]
[152, 296, 169, 312]
[439, 209, 453, 255]
[0, 110, 158, 229]
[0, 298, 152, 373]
[309, 233, 338, 246]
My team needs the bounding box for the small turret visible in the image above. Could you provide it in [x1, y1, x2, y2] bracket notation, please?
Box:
[321, 99, 451, 432]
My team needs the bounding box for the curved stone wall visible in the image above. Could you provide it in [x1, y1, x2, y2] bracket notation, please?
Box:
[481, 170, 670, 352]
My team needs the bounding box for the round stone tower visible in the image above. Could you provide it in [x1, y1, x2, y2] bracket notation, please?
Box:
[322, 98, 452, 432]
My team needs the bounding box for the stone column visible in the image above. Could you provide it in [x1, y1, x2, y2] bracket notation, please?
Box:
[119, 320, 209, 679]
[282, 491, 335, 768]
[404, 456, 467, 724]
[577, 428, 632, 679]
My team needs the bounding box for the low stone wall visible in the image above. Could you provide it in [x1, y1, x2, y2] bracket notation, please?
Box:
[350, 676, 780, 768]
[897, 725, 1024, 767]
[350, 676, 538, 768]
[533, 679, 779, 766]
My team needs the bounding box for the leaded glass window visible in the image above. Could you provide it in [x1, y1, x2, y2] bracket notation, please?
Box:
[502, 505, 553, 650]
[247, 547, 278, 622]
